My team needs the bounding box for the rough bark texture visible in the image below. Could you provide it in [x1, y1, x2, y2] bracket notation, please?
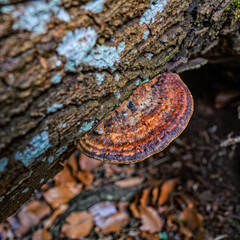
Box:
[0, 0, 239, 221]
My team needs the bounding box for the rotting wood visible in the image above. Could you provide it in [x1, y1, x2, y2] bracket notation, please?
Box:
[0, 0, 239, 221]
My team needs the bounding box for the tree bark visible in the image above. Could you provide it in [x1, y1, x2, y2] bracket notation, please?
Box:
[0, 0, 239, 221]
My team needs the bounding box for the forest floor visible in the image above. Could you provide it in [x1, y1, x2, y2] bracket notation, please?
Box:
[0, 62, 239, 240]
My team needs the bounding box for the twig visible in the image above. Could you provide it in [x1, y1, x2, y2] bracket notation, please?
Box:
[220, 136, 240, 147]
[50, 184, 143, 237]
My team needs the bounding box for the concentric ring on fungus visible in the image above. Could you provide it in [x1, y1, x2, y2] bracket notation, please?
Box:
[76, 72, 193, 164]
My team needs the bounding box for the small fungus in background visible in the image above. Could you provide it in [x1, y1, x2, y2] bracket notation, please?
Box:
[76, 72, 193, 163]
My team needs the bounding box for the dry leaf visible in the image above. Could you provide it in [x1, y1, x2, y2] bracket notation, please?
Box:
[102, 212, 129, 234]
[130, 202, 140, 218]
[44, 184, 82, 209]
[44, 205, 68, 229]
[158, 178, 179, 205]
[17, 201, 51, 237]
[115, 177, 144, 188]
[179, 203, 203, 232]
[32, 229, 52, 240]
[118, 201, 129, 213]
[67, 154, 79, 176]
[0, 223, 14, 239]
[79, 153, 101, 171]
[89, 202, 117, 229]
[166, 214, 178, 232]
[6, 216, 19, 234]
[41, 183, 49, 191]
[140, 206, 163, 233]
[152, 187, 159, 205]
[180, 225, 193, 238]
[140, 188, 151, 207]
[141, 231, 160, 240]
[54, 165, 76, 185]
[61, 211, 93, 239]
[77, 170, 94, 185]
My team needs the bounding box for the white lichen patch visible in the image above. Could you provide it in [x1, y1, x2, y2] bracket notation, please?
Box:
[0, 157, 8, 172]
[50, 56, 62, 68]
[84, 42, 125, 69]
[96, 73, 105, 85]
[81, 0, 105, 13]
[1, 5, 14, 13]
[56, 145, 68, 157]
[114, 91, 121, 99]
[79, 121, 95, 133]
[57, 8, 70, 22]
[48, 156, 54, 163]
[57, 27, 125, 71]
[15, 131, 51, 167]
[146, 53, 154, 60]
[140, 0, 167, 25]
[19, 170, 33, 185]
[141, 78, 149, 84]
[57, 27, 98, 71]
[8, 0, 70, 35]
[47, 103, 63, 113]
[0, 0, 9, 4]
[58, 123, 67, 128]
[142, 30, 149, 40]
[51, 72, 62, 84]
[115, 73, 120, 81]
[22, 188, 29, 193]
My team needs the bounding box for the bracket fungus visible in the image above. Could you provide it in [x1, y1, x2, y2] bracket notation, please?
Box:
[76, 73, 193, 164]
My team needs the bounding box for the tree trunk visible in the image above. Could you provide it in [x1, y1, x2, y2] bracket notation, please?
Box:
[0, 0, 239, 221]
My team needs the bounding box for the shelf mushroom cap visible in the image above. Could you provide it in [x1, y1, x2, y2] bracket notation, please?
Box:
[76, 72, 193, 164]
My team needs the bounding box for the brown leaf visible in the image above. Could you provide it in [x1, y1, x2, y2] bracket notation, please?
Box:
[152, 187, 159, 205]
[0, 223, 14, 239]
[44, 184, 82, 209]
[179, 203, 203, 232]
[179, 225, 193, 238]
[130, 202, 140, 218]
[140, 206, 163, 233]
[79, 153, 101, 171]
[44, 205, 68, 229]
[158, 178, 179, 205]
[140, 188, 151, 207]
[118, 201, 129, 213]
[32, 229, 52, 240]
[67, 154, 79, 176]
[54, 165, 76, 185]
[115, 177, 144, 188]
[102, 212, 129, 235]
[77, 170, 94, 185]
[141, 231, 160, 240]
[61, 211, 93, 239]
[17, 201, 51, 237]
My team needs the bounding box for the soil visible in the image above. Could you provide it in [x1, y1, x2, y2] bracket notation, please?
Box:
[179, 62, 240, 238]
